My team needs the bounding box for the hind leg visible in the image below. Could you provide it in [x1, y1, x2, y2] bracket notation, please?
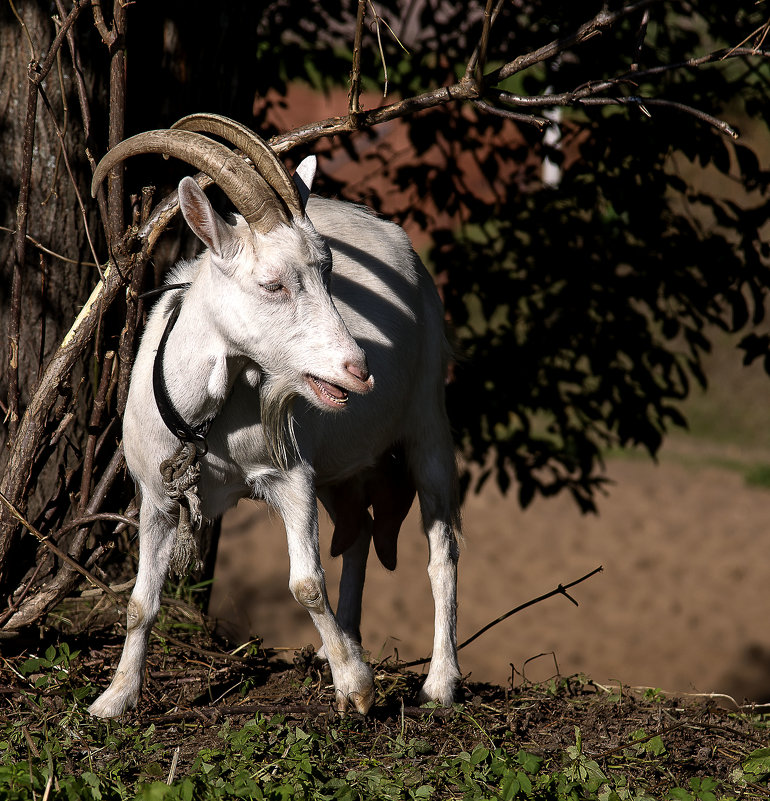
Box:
[89, 502, 175, 718]
[335, 522, 372, 642]
[408, 433, 462, 706]
[319, 484, 372, 644]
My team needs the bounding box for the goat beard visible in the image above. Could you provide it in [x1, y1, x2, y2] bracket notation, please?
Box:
[259, 374, 299, 470]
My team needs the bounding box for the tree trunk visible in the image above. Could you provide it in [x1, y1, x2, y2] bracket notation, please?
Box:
[0, 0, 104, 594]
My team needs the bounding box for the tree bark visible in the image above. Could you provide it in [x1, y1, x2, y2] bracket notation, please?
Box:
[0, 0, 104, 591]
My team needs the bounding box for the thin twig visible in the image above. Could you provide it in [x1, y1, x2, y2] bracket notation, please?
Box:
[33, 0, 90, 84]
[41, 17, 69, 206]
[8, 70, 39, 441]
[7, 0, 36, 60]
[488, 0, 663, 84]
[91, 0, 115, 45]
[0, 226, 98, 267]
[117, 186, 153, 415]
[631, 8, 651, 71]
[0, 491, 123, 604]
[78, 351, 116, 514]
[0, 560, 45, 628]
[366, 1, 408, 99]
[472, 99, 549, 129]
[37, 84, 104, 276]
[577, 96, 740, 138]
[724, 18, 770, 58]
[106, 0, 127, 246]
[368, 1, 389, 98]
[466, 0, 505, 79]
[56, 512, 138, 538]
[36, 253, 48, 383]
[401, 566, 603, 668]
[349, 0, 366, 117]
[475, 0, 495, 85]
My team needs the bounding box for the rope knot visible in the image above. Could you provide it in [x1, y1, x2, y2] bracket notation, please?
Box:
[160, 441, 203, 576]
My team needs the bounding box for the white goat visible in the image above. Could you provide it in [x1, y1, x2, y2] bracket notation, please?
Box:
[88, 115, 461, 718]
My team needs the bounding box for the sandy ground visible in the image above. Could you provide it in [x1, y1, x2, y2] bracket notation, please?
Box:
[209, 445, 770, 703]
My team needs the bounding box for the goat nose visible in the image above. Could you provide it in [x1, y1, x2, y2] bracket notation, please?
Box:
[345, 359, 371, 385]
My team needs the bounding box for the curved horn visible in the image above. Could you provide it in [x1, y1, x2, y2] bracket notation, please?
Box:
[172, 114, 305, 218]
[91, 129, 288, 234]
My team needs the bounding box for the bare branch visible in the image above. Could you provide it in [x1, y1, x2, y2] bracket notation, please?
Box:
[33, 0, 90, 85]
[486, 0, 663, 84]
[368, 1, 389, 98]
[349, 0, 366, 118]
[466, 0, 504, 80]
[37, 84, 104, 276]
[107, 0, 127, 246]
[0, 226, 98, 267]
[91, 0, 115, 45]
[78, 351, 116, 514]
[472, 99, 549, 129]
[475, 0, 495, 85]
[0, 491, 123, 608]
[577, 96, 740, 139]
[631, 8, 651, 71]
[7, 0, 36, 61]
[8, 73, 39, 442]
[402, 566, 604, 668]
[56, 512, 138, 538]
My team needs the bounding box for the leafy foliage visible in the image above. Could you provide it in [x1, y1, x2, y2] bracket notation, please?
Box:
[372, 3, 770, 508]
[170, 0, 770, 510]
[2, 642, 770, 800]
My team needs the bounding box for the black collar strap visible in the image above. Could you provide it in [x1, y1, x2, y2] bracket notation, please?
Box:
[152, 291, 212, 455]
[140, 282, 193, 301]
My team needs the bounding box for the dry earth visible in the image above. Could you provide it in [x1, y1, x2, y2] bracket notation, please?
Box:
[210, 440, 770, 705]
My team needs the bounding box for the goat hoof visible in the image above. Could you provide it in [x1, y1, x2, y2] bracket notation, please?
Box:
[336, 685, 375, 715]
[419, 673, 459, 708]
[88, 674, 140, 719]
[88, 692, 132, 719]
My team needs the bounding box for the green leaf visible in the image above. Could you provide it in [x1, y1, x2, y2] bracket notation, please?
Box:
[470, 746, 489, 765]
[743, 747, 770, 776]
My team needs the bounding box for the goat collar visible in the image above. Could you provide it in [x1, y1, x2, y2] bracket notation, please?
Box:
[152, 288, 213, 454]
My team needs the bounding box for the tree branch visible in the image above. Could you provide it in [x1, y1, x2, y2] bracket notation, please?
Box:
[400, 566, 604, 668]
[486, 0, 663, 84]
[349, 0, 366, 118]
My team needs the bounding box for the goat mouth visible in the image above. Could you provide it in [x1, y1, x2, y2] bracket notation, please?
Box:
[306, 375, 349, 409]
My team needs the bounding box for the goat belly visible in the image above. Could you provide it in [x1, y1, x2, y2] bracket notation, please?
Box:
[328, 446, 417, 571]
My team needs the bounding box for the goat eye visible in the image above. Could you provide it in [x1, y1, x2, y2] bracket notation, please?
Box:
[261, 282, 284, 293]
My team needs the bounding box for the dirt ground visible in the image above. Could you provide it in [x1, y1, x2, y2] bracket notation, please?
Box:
[209, 440, 770, 704]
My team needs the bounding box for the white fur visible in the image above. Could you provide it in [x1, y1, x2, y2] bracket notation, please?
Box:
[88, 162, 461, 718]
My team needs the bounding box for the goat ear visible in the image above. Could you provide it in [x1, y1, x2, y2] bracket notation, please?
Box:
[178, 176, 235, 261]
[293, 156, 316, 209]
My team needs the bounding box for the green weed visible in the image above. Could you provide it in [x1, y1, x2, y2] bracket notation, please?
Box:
[1, 643, 766, 801]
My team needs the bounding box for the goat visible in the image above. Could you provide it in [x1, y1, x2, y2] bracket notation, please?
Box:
[87, 114, 461, 718]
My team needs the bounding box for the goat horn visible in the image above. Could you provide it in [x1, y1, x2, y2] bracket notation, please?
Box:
[91, 129, 288, 234]
[171, 114, 304, 218]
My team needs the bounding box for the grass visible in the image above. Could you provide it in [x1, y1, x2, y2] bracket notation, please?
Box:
[3, 632, 770, 801]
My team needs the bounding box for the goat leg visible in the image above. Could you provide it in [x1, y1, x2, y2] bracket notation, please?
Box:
[275, 464, 374, 714]
[89, 501, 176, 718]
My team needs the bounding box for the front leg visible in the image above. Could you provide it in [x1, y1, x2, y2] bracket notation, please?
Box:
[89, 502, 175, 718]
[268, 464, 374, 713]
